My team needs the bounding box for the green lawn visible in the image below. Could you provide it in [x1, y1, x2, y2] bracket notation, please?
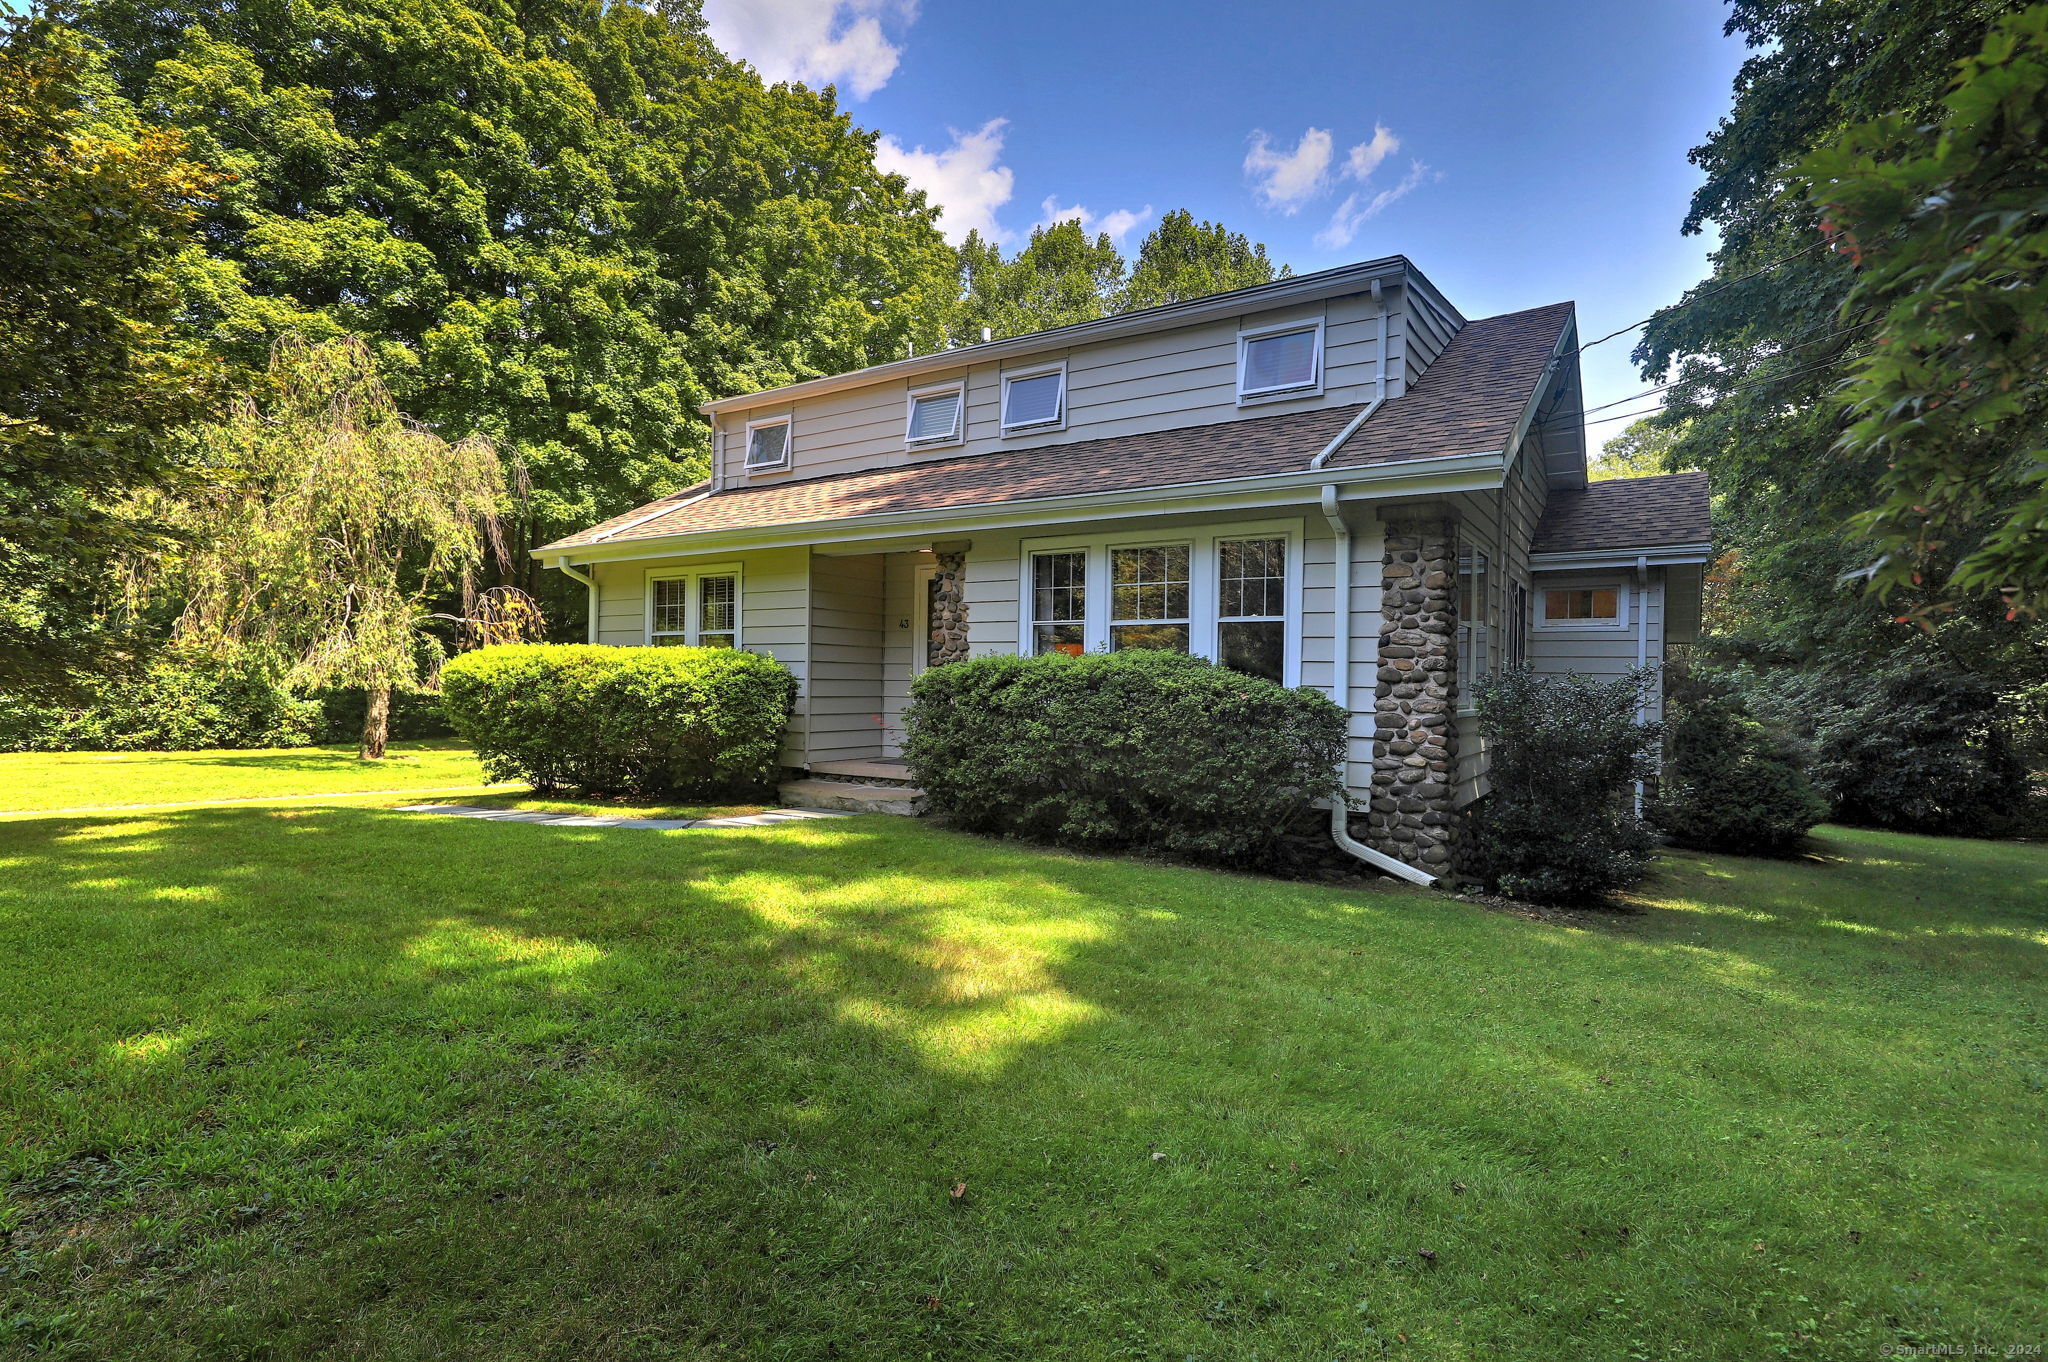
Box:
[0, 776, 2042, 1358]
[0, 740, 513, 812]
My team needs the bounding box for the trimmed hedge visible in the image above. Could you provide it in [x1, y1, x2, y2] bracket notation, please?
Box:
[902, 649, 1346, 867]
[439, 643, 797, 796]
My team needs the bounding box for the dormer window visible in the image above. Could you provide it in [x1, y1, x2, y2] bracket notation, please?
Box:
[1001, 363, 1066, 433]
[744, 416, 791, 472]
[906, 382, 964, 448]
[1237, 320, 1324, 400]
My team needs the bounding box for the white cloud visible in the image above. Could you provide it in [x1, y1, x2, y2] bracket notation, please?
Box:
[1343, 124, 1400, 181]
[875, 118, 1015, 245]
[1243, 127, 1335, 214]
[703, 0, 913, 100]
[1035, 196, 1155, 246]
[1315, 159, 1434, 250]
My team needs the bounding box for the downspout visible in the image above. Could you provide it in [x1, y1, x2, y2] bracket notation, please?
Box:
[1319, 484, 1438, 888]
[1633, 552, 1649, 814]
[1307, 279, 1390, 472]
[554, 557, 599, 644]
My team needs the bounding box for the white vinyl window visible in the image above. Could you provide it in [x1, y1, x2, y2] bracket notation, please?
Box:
[1030, 550, 1086, 656]
[647, 566, 742, 648]
[1238, 320, 1324, 400]
[743, 416, 790, 472]
[1537, 581, 1629, 630]
[906, 383, 964, 447]
[1001, 363, 1066, 433]
[1217, 537, 1287, 682]
[1458, 551, 1490, 710]
[1018, 523, 1300, 683]
[1109, 544, 1192, 654]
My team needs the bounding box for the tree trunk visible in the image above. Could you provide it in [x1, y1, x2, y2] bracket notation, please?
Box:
[361, 685, 391, 759]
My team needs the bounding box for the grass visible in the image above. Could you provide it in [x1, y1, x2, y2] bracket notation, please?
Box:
[1, 740, 512, 812]
[448, 791, 770, 821]
[0, 770, 2043, 1358]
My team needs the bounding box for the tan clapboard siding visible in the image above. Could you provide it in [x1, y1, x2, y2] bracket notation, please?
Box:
[1528, 570, 1670, 723]
[806, 552, 886, 763]
[880, 552, 919, 758]
[713, 293, 1390, 488]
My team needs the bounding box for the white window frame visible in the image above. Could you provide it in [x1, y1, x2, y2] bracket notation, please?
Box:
[741, 414, 792, 475]
[1016, 520, 1304, 684]
[1534, 577, 1631, 631]
[644, 562, 744, 647]
[1236, 316, 1326, 404]
[905, 379, 966, 451]
[999, 359, 1068, 435]
[1106, 541, 1194, 653]
[1457, 551, 1491, 715]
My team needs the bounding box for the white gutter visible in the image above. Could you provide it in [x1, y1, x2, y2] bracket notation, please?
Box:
[552, 558, 600, 644]
[1634, 552, 1650, 814]
[1307, 279, 1389, 472]
[1319, 483, 1438, 888]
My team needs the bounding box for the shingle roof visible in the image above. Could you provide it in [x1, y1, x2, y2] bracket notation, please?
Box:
[538, 301, 1575, 553]
[1530, 472, 1712, 555]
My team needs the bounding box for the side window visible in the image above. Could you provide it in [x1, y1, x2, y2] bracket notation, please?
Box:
[1457, 551, 1490, 702]
[1217, 537, 1286, 682]
[1538, 583, 1626, 629]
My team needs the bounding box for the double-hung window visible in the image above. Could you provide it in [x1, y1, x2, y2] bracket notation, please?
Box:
[1238, 320, 1323, 400]
[648, 567, 741, 648]
[1217, 537, 1287, 682]
[1001, 363, 1066, 433]
[1109, 545, 1191, 653]
[1457, 551, 1490, 706]
[1030, 551, 1086, 656]
[907, 382, 964, 448]
[743, 416, 790, 472]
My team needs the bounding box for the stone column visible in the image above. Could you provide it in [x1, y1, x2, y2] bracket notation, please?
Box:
[1366, 517, 1459, 873]
[928, 547, 969, 666]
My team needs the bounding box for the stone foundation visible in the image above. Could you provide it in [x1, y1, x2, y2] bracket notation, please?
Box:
[1365, 517, 1459, 873]
[928, 548, 969, 666]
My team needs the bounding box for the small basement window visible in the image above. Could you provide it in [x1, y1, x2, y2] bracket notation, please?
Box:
[1238, 322, 1322, 398]
[1538, 583, 1627, 629]
[907, 384, 964, 447]
[1001, 365, 1065, 432]
[744, 417, 790, 472]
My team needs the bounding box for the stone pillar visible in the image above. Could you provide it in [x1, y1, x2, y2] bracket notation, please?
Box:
[1366, 517, 1459, 873]
[928, 548, 969, 665]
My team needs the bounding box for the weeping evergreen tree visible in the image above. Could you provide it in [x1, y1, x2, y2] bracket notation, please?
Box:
[140, 335, 510, 757]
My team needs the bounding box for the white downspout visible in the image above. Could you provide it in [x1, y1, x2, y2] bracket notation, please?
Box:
[554, 558, 599, 644]
[1307, 279, 1390, 472]
[1633, 552, 1649, 813]
[1319, 484, 1438, 888]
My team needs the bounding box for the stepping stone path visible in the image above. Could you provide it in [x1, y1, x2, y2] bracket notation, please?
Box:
[396, 803, 853, 830]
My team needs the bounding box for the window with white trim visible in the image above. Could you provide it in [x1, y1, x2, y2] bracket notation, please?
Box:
[648, 568, 741, 648]
[1217, 536, 1286, 682]
[1001, 364, 1065, 432]
[1109, 544, 1191, 654]
[1030, 550, 1086, 656]
[1458, 551, 1490, 708]
[1238, 322, 1322, 399]
[906, 383, 964, 447]
[1537, 582, 1628, 629]
[743, 416, 790, 472]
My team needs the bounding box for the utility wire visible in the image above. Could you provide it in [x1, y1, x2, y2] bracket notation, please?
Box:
[1568, 313, 1886, 422]
[1559, 237, 1835, 363]
[1563, 347, 1879, 433]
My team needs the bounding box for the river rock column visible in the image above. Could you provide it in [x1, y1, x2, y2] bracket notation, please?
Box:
[928, 548, 970, 665]
[1366, 517, 1459, 873]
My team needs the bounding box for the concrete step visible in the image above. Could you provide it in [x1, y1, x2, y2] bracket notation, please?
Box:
[806, 758, 919, 786]
[778, 778, 927, 817]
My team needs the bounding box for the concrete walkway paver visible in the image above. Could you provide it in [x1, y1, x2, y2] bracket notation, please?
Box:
[394, 803, 854, 830]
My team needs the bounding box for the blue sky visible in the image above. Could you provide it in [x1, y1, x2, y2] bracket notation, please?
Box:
[706, 0, 1753, 448]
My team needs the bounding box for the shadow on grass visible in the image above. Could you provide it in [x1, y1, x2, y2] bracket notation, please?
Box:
[1, 807, 2043, 1357]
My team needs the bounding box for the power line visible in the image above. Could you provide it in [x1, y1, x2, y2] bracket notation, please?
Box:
[1564, 347, 1878, 433]
[1570, 313, 1885, 421]
[1559, 237, 1836, 363]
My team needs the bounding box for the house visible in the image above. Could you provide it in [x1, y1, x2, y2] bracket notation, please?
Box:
[534, 256, 1710, 884]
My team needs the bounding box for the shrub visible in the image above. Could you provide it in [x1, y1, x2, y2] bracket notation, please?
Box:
[1462, 667, 1660, 905]
[0, 650, 321, 752]
[439, 643, 797, 797]
[1806, 668, 2029, 834]
[1650, 689, 1828, 854]
[902, 649, 1346, 868]
[312, 687, 452, 744]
